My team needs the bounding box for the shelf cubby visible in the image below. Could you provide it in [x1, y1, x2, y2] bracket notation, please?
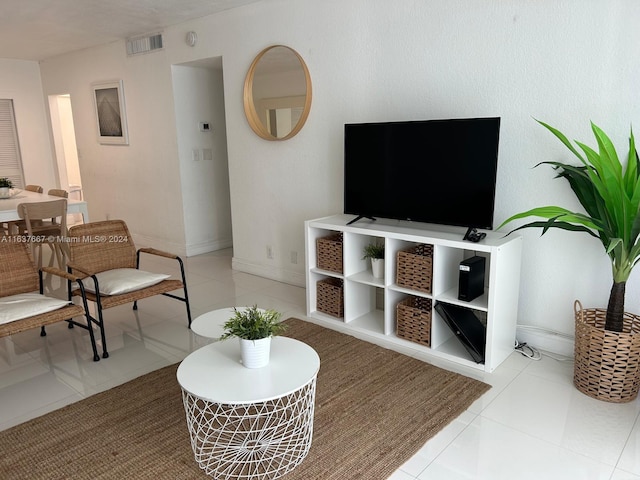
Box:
[305, 214, 522, 372]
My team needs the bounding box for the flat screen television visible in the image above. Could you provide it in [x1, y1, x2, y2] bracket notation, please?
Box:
[343, 117, 501, 233]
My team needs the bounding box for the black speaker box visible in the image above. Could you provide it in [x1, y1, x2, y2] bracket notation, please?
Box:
[458, 255, 485, 302]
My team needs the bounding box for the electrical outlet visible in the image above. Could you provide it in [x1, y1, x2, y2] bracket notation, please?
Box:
[266, 245, 274, 259]
[290, 251, 298, 264]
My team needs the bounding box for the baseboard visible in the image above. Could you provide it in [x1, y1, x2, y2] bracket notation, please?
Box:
[515, 325, 574, 358]
[232, 257, 306, 287]
[130, 233, 233, 258]
[130, 233, 187, 257]
[185, 238, 233, 257]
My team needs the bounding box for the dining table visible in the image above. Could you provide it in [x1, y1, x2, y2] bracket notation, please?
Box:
[0, 189, 89, 223]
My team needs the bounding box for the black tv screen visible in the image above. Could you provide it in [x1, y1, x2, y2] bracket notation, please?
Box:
[344, 117, 500, 230]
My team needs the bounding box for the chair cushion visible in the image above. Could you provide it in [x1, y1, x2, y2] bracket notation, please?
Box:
[0, 293, 71, 325]
[83, 268, 170, 295]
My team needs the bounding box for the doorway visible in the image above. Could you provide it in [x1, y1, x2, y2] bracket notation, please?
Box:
[171, 57, 233, 256]
[48, 94, 83, 224]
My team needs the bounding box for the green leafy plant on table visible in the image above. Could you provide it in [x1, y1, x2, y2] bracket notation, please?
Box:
[219, 305, 287, 341]
[0, 177, 13, 188]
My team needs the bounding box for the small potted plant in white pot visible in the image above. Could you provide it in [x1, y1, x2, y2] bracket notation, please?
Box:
[0, 177, 13, 198]
[363, 241, 385, 279]
[219, 305, 287, 368]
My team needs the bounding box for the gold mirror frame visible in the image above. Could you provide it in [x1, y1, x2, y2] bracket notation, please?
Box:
[243, 45, 312, 141]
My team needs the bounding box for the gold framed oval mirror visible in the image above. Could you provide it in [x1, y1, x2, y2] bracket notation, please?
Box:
[243, 45, 312, 141]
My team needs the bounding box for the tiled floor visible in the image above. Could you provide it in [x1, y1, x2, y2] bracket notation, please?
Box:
[2, 248, 640, 479]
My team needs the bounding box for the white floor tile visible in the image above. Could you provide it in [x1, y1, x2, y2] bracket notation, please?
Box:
[0, 371, 82, 429]
[418, 416, 614, 480]
[612, 469, 640, 479]
[481, 371, 640, 466]
[617, 415, 640, 475]
[399, 410, 476, 477]
[387, 469, 418, 480]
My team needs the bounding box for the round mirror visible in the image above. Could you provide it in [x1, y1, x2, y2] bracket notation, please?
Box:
[243, 45, 312, 140]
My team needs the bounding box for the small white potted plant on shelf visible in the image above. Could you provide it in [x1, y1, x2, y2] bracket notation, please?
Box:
[363, 242, 385, 279]
[0, 177, 13, 199]
[219, 305, 287, 368]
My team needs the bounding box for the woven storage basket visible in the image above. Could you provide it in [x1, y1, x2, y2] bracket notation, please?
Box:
[396, 296, 432, 346]
[317, 278, 344, 318]
[574, 300, 640, 403]
[316, 233, 343, 274]
[396, 244, 433, 293]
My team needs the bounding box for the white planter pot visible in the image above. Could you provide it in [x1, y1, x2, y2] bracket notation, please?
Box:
[0, 187, 10, 199]
[240, 337, 271, 368]
[371, 258, 384, 279]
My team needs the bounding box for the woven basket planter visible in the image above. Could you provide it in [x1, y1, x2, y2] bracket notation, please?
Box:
[574, 300, 640, 403]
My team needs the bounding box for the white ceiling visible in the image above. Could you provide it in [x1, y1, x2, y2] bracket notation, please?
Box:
[0, 0, 264, 62]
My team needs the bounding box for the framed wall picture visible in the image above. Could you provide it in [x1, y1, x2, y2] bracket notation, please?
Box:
[92, 80, 129, 145]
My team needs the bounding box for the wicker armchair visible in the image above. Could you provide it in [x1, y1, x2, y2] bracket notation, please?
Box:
[66, 220, 192, 359]
[0, 241, 99, 361]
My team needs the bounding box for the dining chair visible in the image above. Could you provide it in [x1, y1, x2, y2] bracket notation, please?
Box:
[47, 188, 68, 198]
[3, 184, 45, 235]
[0, 240, 100, 361]
[67, 186, 85, 225]
[25, 184, 43, 193]
[66, 220, 192, 359]
[18, 199, 68, 269]
[48, 188, 83, 227]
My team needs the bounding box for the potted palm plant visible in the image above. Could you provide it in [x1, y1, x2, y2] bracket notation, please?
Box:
[500, 119, 640, 402]
[219, 305, 287, 368]
[363, 241, 385, 279]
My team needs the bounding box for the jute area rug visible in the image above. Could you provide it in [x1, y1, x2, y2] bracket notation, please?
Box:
[0, 318, 490, 480]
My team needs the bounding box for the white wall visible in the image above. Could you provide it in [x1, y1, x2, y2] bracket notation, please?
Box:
[49, 95, 82, 190]
[39, 43, 187, 253]
[57, 96, 82, 187]
[172, 62, 233, 255]
[26, 0, 640, 353]
[0, 59, 56, 189]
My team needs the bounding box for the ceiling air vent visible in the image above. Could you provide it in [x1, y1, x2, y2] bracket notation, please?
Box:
[126, 33, 163, 56]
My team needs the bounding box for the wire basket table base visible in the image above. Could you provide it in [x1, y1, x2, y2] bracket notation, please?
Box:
[181, 378, 316, 479]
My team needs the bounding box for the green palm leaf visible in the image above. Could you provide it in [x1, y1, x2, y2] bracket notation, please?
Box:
[503, 219, 599, 238]
[501, 120, 640, 332]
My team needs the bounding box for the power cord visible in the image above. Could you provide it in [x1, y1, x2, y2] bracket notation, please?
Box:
[514, 324, 574, 362]
[514, 340, 541, 360]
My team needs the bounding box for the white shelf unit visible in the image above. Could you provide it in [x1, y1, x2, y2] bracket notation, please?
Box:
[305, 214, 522, 372]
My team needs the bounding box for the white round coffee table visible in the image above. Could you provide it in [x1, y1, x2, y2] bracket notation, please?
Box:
[177, 336, 320, 479]
[191, 307, 266, 339]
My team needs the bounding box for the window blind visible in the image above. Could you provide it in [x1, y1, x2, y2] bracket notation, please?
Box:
[0, 99, 25, 188]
